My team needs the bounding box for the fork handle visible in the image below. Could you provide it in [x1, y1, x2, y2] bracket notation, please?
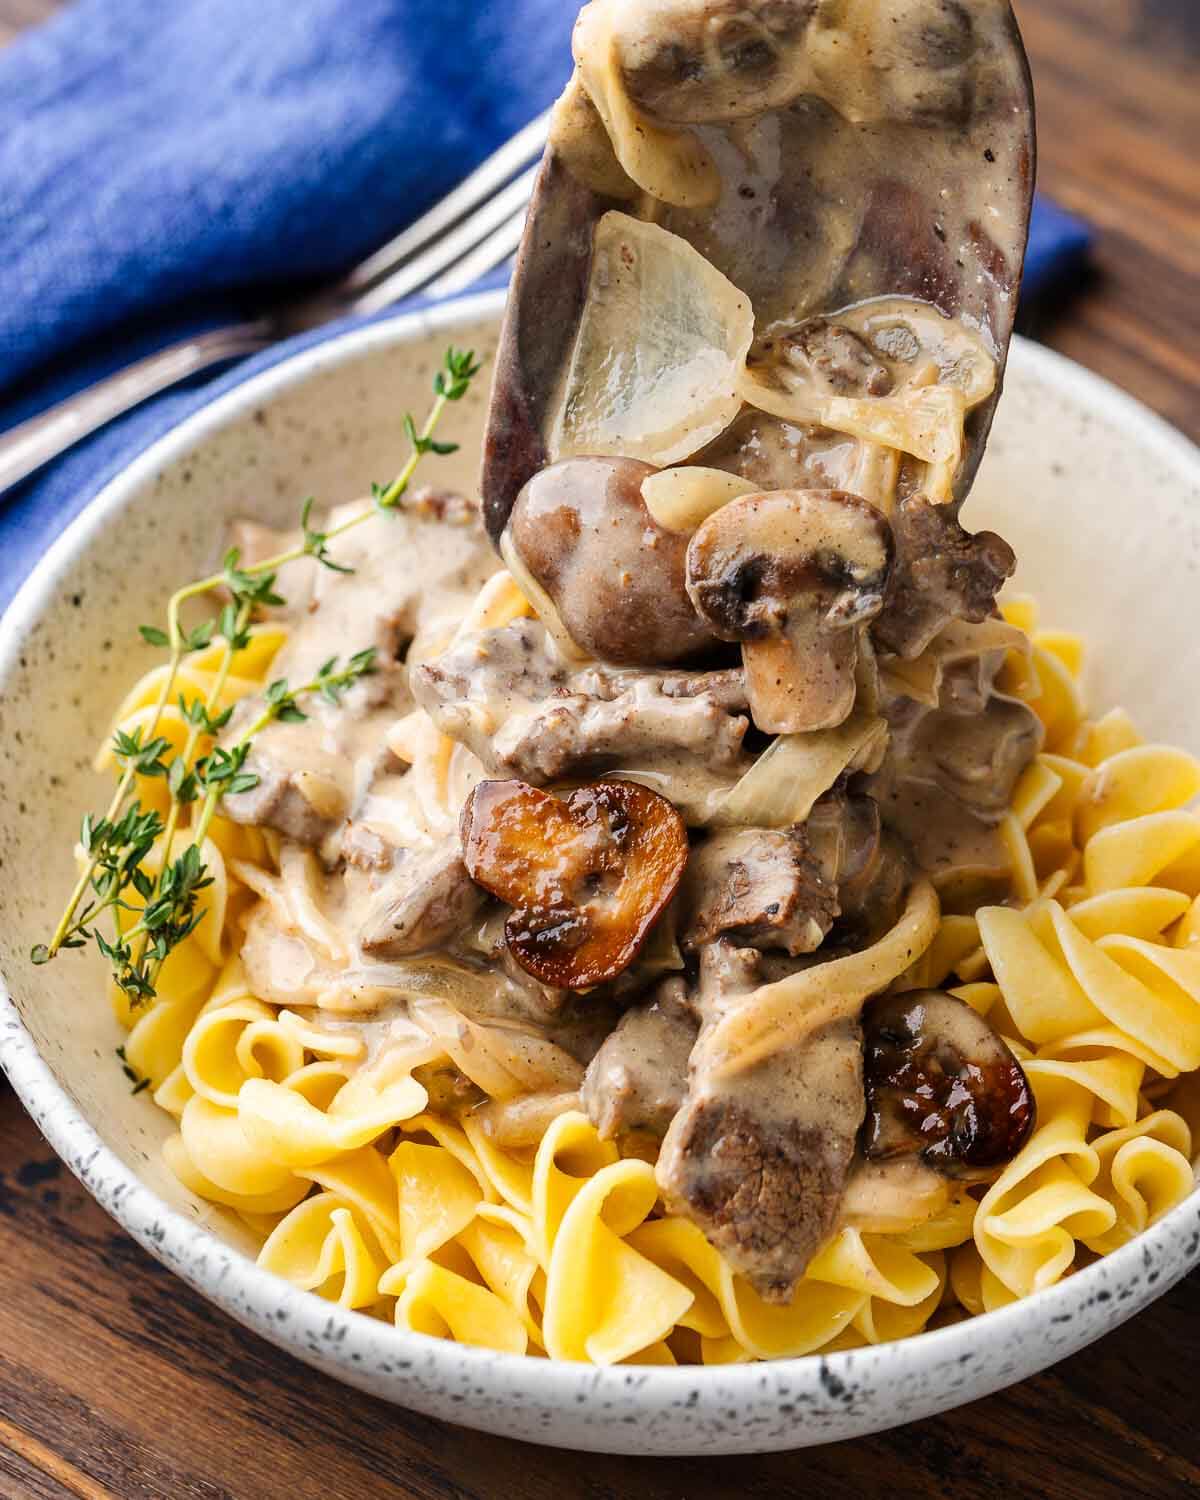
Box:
[0, 321, 275, 498]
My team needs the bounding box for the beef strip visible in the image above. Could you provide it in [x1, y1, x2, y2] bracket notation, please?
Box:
[581, 977, 699, 1140]
[220, 665, 409, 850]
[412, 618, 750, 784]
[359, 837, 486, 959]
[220, 493, 496, 855]
[221, 751, 352, 847]
[656, 940, 864, 1301]
[872, 496, 1017, 660]
[696, 407, 871, 496]
[679, 827, 837, 957]
[865, 646, 1042, 896]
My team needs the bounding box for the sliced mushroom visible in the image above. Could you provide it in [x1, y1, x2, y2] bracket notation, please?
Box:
[862, 989, 1035, 1178]
[504, 456, 719, 667]
[768, 317, 894, 401]
[685, 489, 893, 734]
[459, 777, 688, 990]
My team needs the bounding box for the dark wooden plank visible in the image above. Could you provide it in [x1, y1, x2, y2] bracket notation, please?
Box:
[1, 0, 1199, 1495]
[2, 1075, 1198, 1498]
[1011, 0, 1200, 440]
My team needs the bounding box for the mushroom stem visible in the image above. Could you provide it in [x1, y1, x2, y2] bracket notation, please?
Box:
[685, 488, 894, 736]
[742, 632, 859, 734]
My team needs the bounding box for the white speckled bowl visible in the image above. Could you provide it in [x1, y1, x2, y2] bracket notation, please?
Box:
[2, 290, 1199, 1455]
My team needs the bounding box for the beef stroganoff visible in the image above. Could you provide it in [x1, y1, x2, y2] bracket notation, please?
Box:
[37, 0, 1200, 1365]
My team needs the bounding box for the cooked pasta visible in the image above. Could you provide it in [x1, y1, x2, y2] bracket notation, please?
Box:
[83, 587, 1197, 1365]
[22, 0, 1151, 1382]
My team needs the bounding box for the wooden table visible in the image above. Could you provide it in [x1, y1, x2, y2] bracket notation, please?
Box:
[2, 2, 1198, 1496]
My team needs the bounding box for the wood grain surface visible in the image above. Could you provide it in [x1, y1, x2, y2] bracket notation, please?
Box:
[2, 1, 1199, 1496]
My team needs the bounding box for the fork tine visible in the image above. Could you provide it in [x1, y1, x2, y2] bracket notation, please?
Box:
[421, 205, 530, 298]
[349, 165, 538, 314]
[339, 109, 551, 297]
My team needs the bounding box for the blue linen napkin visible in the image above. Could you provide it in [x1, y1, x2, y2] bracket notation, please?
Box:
[0, 0, 1092, 615]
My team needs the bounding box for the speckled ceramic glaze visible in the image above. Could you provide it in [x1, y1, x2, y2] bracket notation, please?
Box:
[2, 292, 1199, 1455]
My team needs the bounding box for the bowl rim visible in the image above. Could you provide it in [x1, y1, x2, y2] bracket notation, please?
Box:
[3, 287, 1200, 1409]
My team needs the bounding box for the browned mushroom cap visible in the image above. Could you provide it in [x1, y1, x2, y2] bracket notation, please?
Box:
[460, 777, 689, 990]
[504, 456, 720, 667]
[862, 989, 1035, 1178]
[685, 489, 893, 733]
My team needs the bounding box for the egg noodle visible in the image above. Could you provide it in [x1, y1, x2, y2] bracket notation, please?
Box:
[107, 593, 1200, 1365]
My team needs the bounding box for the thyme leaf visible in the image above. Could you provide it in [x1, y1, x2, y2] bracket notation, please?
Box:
[36, 346, 482, 1004]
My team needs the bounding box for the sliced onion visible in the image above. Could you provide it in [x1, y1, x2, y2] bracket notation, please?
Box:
[551, 212, 755, 468]
[640, 465, 759, 534]
[881, 619, 1031, 708]
[849, 441, 901, 516]
[742, 383, 967, 468]
[839, 297, 998, 409]
[499, 531, 592, 664]
[706, 711, 890, 830]
[573, 9, 721, 209]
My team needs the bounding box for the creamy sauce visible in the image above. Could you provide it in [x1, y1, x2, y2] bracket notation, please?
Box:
[867, 629, 1042, 905]
[222, 495, 497, 861]
[484, 0, 1031, 537]
[220, 0, 1038, 1301]
[559, 0, 1028, 335]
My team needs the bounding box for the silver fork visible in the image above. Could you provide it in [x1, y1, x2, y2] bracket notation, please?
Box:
[0, 111, 553, 499]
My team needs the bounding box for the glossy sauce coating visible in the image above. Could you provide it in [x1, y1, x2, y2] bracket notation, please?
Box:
[460, 777, 690, 988]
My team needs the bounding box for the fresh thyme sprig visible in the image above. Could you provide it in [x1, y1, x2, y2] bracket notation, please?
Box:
[34, 347, 481, 1018]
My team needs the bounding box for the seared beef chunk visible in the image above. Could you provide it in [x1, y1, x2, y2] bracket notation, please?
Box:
[413, 618, 749, 783]
[696, 407, 875, 495]
[680, 827, 837, 956]
[879, 691, 1040, 822]
[581, 977, 699, 1139]
[221, 650, 413, 851]
[359, 837, 486, 959]
[222, 755, 350, 847]
[658, 1053, 857, 1297]
[656, 941, 863, 1301]
[873, 496, 1016, 660]
[221, 494, 494, 851]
